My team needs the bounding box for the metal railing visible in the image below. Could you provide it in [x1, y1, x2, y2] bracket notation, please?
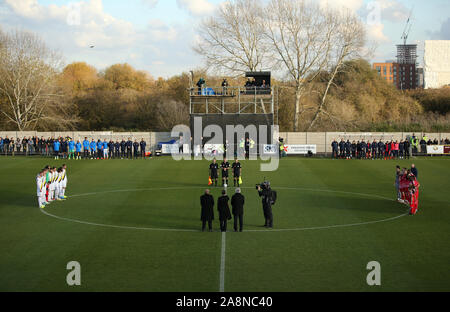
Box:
[189, 86, 274, 115]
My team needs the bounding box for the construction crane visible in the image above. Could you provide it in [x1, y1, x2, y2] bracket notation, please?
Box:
[401, 8, 414, 46]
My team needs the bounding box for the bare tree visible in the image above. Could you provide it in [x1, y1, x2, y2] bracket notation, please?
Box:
[0, 29, 74, 130]
[194, 0, 270, 75]
[156, 100, 189, 131]
[307, 10, 366, 130]
[264, 0, 337, 131]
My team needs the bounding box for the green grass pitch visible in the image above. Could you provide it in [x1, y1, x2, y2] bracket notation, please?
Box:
[0, 156, 449, 292]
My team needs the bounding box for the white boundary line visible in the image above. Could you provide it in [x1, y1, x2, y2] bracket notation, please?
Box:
[219, 232, 226, 292]
[39, 186, 408, 233]
[39, 208, 197, 232]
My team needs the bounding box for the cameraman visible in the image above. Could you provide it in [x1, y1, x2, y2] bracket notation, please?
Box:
[257, 182, 274, 229]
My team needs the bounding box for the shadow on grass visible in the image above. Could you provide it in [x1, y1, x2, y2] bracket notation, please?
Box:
[1, 192, 37, 209]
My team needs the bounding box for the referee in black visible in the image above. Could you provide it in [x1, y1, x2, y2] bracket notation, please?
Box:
[209, 159, 219, 187]
[221, 157, 230, 186]
[232, 158, 241, 187]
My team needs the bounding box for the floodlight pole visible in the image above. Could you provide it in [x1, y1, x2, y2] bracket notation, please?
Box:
[238, 87, 241, 114]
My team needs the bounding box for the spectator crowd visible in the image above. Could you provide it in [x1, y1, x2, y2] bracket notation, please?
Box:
[331, 134, 450, 160]
[0, 136, 150, 159]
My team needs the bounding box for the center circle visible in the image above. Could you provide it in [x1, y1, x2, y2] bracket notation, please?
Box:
[40, 187, 408, 232]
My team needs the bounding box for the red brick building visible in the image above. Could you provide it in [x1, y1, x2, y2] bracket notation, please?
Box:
[373, 62, 417, 90]
[393, 63, 416, 90]
[373, 62, 395, 84]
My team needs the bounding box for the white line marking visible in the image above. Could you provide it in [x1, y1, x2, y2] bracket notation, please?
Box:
[39, 208, 197, 232]
[40, 186, 408, 232]
[219, 232, 226, 292]
[245, 213, 408, 232]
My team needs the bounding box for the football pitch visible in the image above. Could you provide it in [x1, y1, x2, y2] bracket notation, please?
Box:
[0, 156, 449, 292]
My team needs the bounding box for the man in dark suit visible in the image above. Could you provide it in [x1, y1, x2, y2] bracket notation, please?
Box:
[120, 139, 126, 159]
[140, 139, 147, 159]
[200, 189, 214, 232]
[217, 190, 231, 232]
[133, 140, 139, 159]
[331, 139, 338, 159]
[126, 138, 133, 159]
[231, 188, 245, 232]
[411, 164, 418, 179]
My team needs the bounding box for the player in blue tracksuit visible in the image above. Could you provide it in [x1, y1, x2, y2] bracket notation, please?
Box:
[53, 140, 60, 159]
[90, 140, 97, 159]
[75, 140, 82, 160]
[97, 140, 103, 159]
[68, 139, 75, 159]
[103, 140, 108, 159]
[83, 137, 90, 159]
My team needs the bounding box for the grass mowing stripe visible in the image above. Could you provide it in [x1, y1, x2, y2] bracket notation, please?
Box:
[220, 232, 226, 292]
[1, 157, 449, 291]
[39, 207, 198, 232]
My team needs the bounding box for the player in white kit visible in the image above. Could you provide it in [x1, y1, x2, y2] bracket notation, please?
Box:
[61, 164, 68, 199]
[36, 169, 46, 209]
[50, 167, 58, 202]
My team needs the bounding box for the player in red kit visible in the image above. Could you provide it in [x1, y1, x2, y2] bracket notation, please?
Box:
[399, 169, 408, 203]
[409, 174, 420, 215]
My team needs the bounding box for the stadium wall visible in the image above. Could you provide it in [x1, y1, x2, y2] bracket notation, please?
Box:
[279, 132, 450, 154]
[1, 131, 449, 154]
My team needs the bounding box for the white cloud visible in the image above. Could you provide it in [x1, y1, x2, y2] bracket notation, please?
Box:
[367, 22, 390, 43]
[318, 0, 393, 45]
[376, 0, 409, 23]
[3, 0, 137, 48]
[4, 0, 46, 19]
[176, 0, 215, 17]
[148, 18, 166, 28]
[146, 19, 178, 41]
[0, 0, 200, 77]
[360, 0, 410, 24]
[427, 18, 450, 40]
[319, 0, 364, 12]
[141, 0, 158, 9]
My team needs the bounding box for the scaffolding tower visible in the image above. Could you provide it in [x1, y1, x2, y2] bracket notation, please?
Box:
[396, 44, 418, 65]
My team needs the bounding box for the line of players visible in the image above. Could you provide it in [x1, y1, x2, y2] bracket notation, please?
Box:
[36, 164, 68, 209]
[209, 158, 242, 187]
[52, 137, 148, 160]
[396, 166, 420, 215]
[331, 139, 411, 159]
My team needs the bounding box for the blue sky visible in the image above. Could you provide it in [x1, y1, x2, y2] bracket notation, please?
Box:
[0, 0, 449, 78]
